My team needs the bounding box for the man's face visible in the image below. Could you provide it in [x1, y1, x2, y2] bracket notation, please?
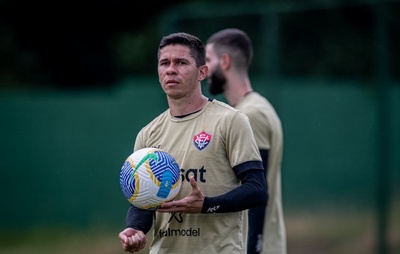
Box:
[205, 44, 226, 95]
[158, 44, 205, 100]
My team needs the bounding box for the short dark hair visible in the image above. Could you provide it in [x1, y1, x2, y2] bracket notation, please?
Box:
[207, 28, 253, 70]
[158, 32, 206, 67]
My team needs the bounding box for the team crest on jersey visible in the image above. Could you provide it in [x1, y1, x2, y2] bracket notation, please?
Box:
[193, 131, 212, 150]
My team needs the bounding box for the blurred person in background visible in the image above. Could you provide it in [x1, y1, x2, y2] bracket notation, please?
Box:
[206, 28, 287, 254]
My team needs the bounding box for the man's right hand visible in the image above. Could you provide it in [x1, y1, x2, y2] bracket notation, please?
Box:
[118, 228, 147, 253]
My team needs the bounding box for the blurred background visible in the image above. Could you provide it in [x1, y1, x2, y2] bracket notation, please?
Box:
[0, 0, 399, 253]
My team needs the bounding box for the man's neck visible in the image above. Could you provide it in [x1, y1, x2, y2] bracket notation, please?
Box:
[168, 94, 208, 117]
[225, 83, 253, 107]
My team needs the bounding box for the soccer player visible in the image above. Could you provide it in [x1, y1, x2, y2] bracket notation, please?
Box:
[205, 28, 287, 254]
[118, 32, 267, 253]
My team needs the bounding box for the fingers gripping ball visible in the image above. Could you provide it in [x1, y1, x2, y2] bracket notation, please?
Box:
[119, 148, 182, 210]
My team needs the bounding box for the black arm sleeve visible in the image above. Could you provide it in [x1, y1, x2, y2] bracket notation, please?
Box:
[247, 149, 269, 254]
[201, 166, 268, 213]
[125, 205, 154, 234]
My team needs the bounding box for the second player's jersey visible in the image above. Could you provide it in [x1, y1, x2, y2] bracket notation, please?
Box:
[235, 92, 287, 254]
[134, 99, 262, 254]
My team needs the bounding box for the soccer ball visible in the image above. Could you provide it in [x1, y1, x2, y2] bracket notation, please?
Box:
[119, 147, 182, 210]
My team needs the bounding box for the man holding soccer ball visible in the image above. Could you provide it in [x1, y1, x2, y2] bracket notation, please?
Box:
[118, 32, 267, 254]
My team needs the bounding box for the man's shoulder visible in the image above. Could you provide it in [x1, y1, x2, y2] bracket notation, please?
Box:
[242, 92, 277, 112]
[208, 98, 238, 112]
[206, 99, 252, 127]
[140, 109, 169, 130]
[248, 91, 271, 104]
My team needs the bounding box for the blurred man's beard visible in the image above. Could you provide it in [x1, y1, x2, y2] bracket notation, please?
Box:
[208, 67, 226, 95]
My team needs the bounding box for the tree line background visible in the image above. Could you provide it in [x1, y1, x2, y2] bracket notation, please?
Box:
[1, 0, 399, 89]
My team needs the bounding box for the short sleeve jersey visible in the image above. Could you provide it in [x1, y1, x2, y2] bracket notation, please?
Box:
[235, 92, 287, 253]
[134, 99, 262, 254]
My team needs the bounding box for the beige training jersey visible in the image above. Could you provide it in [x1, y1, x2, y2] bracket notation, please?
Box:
[235, 92, 287, 254]
[134, 99, 262, 254]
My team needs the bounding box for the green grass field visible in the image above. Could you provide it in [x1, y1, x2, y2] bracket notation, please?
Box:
[1, 206, 399, 254]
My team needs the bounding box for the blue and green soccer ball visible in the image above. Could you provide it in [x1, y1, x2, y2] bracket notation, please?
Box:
[119, 147, 182, 210]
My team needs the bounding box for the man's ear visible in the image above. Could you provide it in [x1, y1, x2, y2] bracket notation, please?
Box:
[220, 53, 231, 70]
[198, 65, 208, 81]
